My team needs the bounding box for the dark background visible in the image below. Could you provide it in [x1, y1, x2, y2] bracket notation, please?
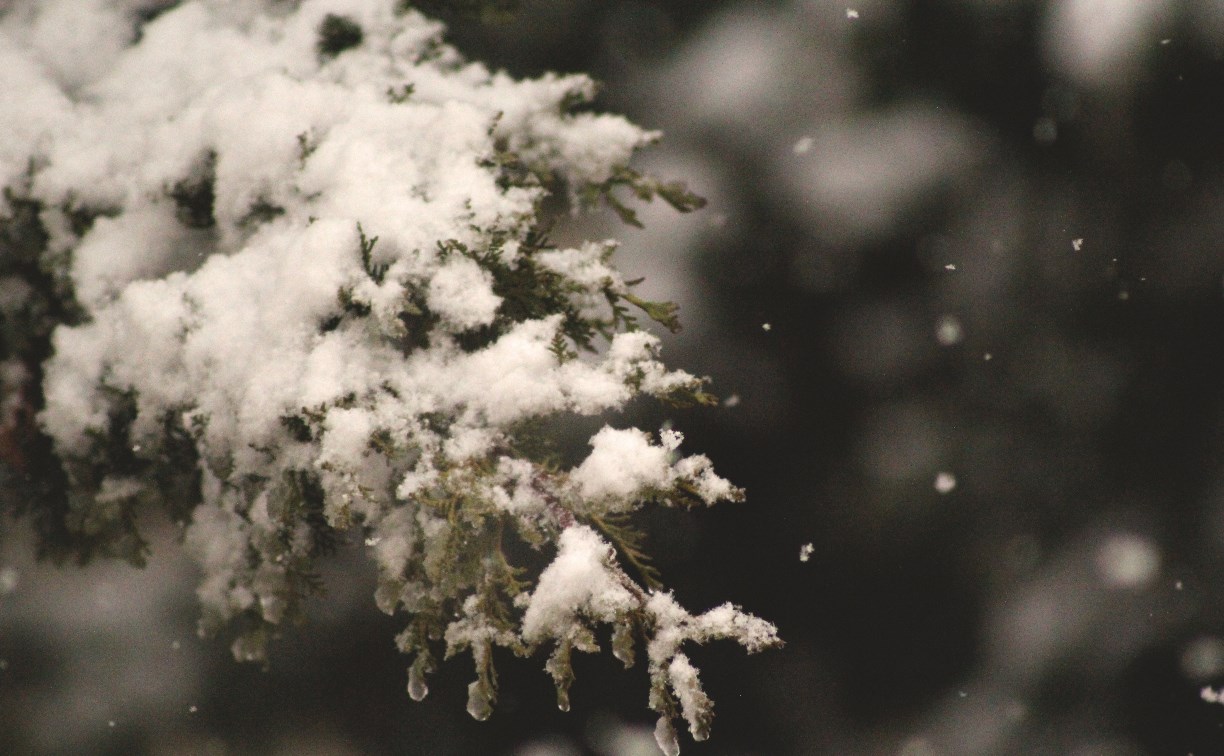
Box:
[6, 1, 1224, 754]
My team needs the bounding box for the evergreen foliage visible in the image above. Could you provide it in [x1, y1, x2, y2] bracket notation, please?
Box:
[0, 2, 779, 751]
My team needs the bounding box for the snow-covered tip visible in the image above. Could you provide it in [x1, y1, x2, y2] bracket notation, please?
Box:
[694, 602, 782, 654]
[669, 653, 714, 741]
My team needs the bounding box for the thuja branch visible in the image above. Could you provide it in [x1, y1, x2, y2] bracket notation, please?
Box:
[0, 2, 779, 753]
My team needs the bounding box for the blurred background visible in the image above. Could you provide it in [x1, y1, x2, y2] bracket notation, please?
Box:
[7, 0, 1224, 753]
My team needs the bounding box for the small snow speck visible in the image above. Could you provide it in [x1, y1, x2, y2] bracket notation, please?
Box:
[1160, 38, 1172, 45]
[1203, 686, 1224, 704]
[944, 263, 956, 271]
[1176, 580, 1185, 591]
[1072, 238, 1084, 251]
[983, 352, 993, 361]
[934, 472, 957, 494]
[723, 394, 741, 408]
[846, 8, 859, 19]
[792, 136, 814, 155]
[108, 721, 116, 728]
[171, 640, 181, 650]
[189, 705, 198, 714]
[761, 323, 772, 332]
[799, 543, 814, 562]
[365, 536, 381, 546]
[0, 659, 8, 671]
[936, 315, 963, 346]
[1118, 289, 1130, 301]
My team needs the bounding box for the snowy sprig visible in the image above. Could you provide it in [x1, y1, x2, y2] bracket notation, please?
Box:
[0, 1, 778, 751]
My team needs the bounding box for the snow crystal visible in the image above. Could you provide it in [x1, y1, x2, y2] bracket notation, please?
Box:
[1072, 238, 1084, 251]
[799, 543, 814, 562]
[792, 136, 814, 155]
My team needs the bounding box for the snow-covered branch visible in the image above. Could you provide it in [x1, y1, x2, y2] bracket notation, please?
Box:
[0, 1, 777, 753]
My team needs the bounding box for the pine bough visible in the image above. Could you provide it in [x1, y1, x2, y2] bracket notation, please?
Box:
[0, 2, 779, 752]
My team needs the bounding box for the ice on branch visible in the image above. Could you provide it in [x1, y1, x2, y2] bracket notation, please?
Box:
[0, 1, 778, 752]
